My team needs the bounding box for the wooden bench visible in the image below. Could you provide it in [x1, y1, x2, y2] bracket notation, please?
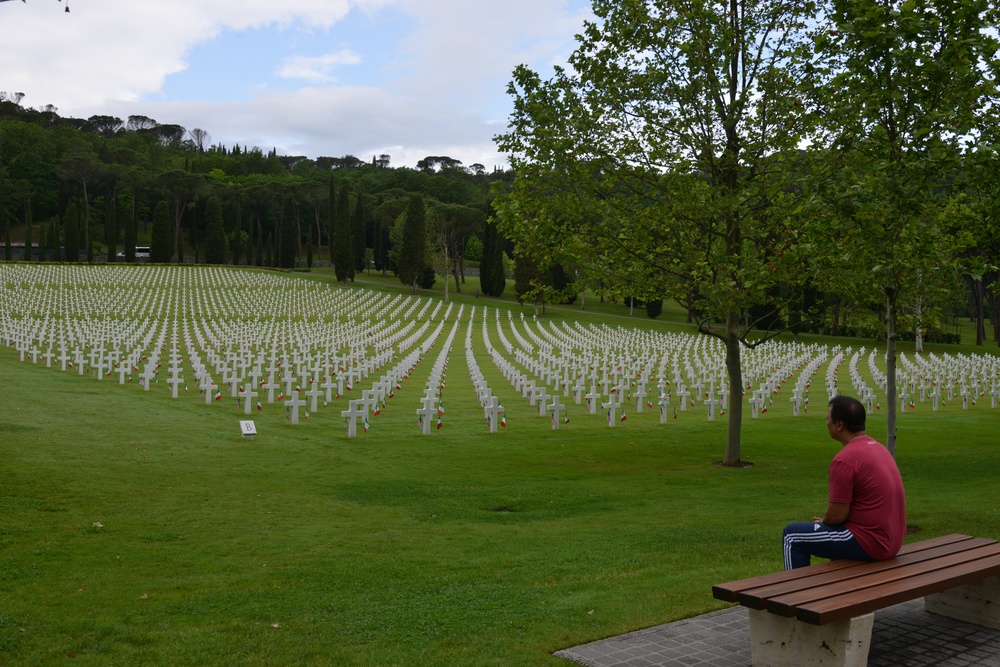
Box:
[712, 534, 1000, 666]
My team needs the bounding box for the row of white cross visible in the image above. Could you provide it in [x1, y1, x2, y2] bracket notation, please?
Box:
[3, 265, 1000, 437]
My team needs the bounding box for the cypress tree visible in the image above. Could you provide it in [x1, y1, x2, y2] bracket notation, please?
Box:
[49, 220, 59, 261]
[326, 176, 337, 266]
[232, 206, 243, 266]
[64, 202, 80, 262]
[123, 195, 137, 262]
[204, 196, 227, 264]
[24, 212, 31, 262]
[480, 220, 507, 297]
[332, 183, 353, 283]
[0, 181, 9, 261]
[150, 200, 173, 263]
[352, 189, 367, 272]
[279, 203, 297, 269]
[105, 191, 116, 262]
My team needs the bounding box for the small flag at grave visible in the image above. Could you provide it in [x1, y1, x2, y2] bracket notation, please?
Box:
[277, 391, 285, 401]
[647, 400, 653, 408]
[257, 400, 263, 411]
[364, 416, 370, 432]
[304, 410, 309, 419]
[500, 413, 507, 428]
[438, 402, 445, 415]
[564, 412, 570, 424]
[436, 416, 442, 430]
[418, 415, 424, 431]
[215, 391, 222, 401]
[673, 407, 678, 420]
[620, 411, 627, 422]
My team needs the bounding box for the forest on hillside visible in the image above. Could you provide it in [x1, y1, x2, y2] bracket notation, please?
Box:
[0, 96, 511, 298]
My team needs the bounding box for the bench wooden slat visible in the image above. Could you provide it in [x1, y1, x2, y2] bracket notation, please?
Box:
[796, 551, 1000, 625]
[738, 537, 998, 610]
[711, 533, 976, 603]
[765, 542, 1000, 618]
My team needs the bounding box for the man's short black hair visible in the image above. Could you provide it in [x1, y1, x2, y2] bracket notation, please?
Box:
[829, 395, 866, 432]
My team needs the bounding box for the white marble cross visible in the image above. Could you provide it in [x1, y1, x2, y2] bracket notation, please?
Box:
[341, 400, 366, 438]
[485, 396, 505, 434]
[239, 384, 259, 415]
[547, 395, 567, 430]
[602, 392, 622, 427]
[285, 390, 307, 424]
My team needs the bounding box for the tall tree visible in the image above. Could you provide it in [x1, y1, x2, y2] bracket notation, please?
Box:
[480, 218, 507, 297]
[327, 176, 338, 265]
[14, 179, 32, 260]
[150, 200, 173, 263]
[332, 182, 353, 283]
[398, 194, 427, 294]
[57, 143, 102, 262]
[352, 189, 368, 272]
[63, 201, 80, 262]
[495, 0, 817, 465]
[157, 169, 205, 262]
[204, 195, 227, 264]
[804, 0, 1000, 455]
[122, 191, 137, 262]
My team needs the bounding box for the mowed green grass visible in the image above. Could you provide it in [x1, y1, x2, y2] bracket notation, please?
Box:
[2, 286, 1000, 665]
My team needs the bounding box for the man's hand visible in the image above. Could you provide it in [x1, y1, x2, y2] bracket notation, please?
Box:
[820, 502, 850, 526]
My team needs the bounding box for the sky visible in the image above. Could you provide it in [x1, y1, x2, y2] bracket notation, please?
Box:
[0, 0, 594, 170]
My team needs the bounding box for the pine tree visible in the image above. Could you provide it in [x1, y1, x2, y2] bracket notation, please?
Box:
[150, 200, 172, 263]
[204, 196, 227, 264]
[398, 194, 426, 293]
[38, 224, 46, 261]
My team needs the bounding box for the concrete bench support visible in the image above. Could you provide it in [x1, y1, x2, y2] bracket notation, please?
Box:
[748, 608, 874, 667]
[926, 575, 1000, 630]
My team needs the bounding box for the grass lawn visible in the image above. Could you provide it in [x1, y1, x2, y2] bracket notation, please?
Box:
[2, 266, 999, 666]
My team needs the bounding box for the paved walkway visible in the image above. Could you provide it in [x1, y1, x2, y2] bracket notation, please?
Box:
[554, 599, 1000, 666]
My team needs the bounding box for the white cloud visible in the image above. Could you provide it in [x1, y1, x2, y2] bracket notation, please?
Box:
[0, 0, 593, 169]
[277, 51, 363, 83]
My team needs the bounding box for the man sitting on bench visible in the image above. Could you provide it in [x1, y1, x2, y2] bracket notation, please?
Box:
[783, 395, 906, 569]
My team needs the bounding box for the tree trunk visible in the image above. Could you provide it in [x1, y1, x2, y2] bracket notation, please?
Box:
[971, 279, 986, 346]
[990, 279, 1000, 345]
[914, 296, 924, 353]
[722, 310, 744, 466]
[885, 289, 898, 457]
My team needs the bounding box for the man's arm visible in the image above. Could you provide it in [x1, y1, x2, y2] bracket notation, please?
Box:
[815, 502, 850, 526]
